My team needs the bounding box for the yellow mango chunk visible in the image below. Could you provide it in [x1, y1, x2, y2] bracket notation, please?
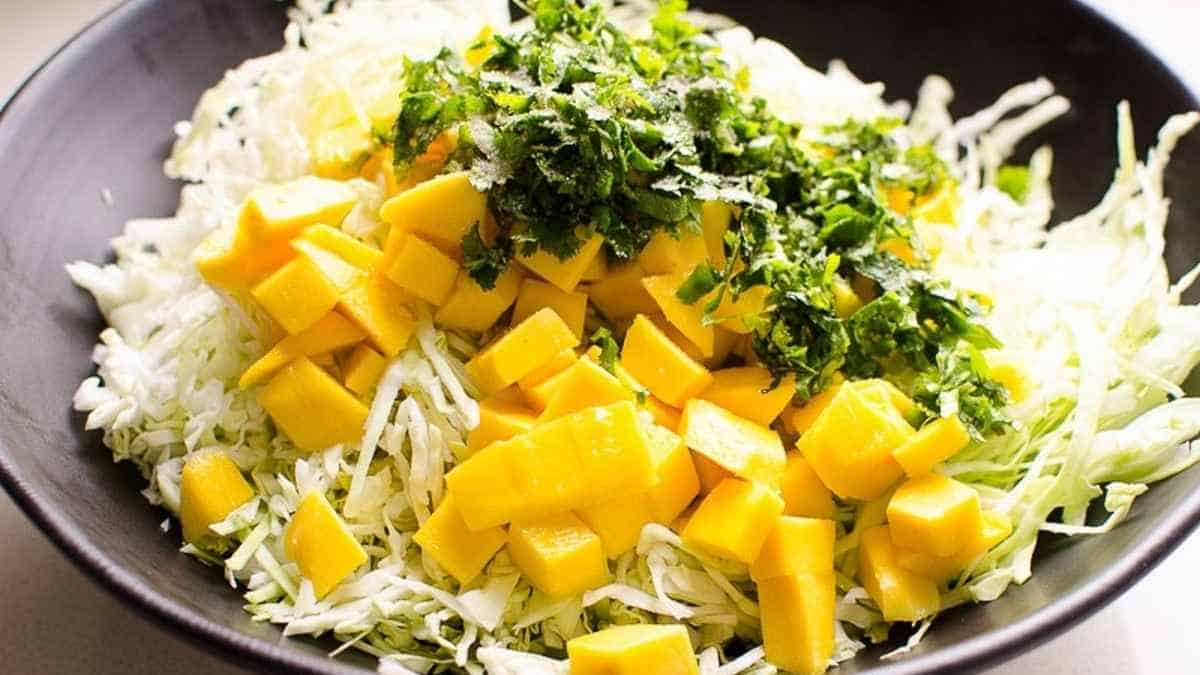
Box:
[383, 234, 460, 306]
[257, 357, 369, 452]
[880, 237, 920, 266]
[241, 177, 359, 241]
[380, 171, 487, 259]
[517, 233, 605, 292]
[620, 315, 713, 407]
[858, 525, 941, 622]
[647, 314, 706, 363]
[780, 453, 836, 520]
[892, 416, 971, 477]
[751, 516, 835, 582]
[782, 376, 844, 435]
[693, 452, 733, 494]
[986, 350, 1032, 403]
[466, 397, 537, 453]
[637, 226, 708, 275]
[442, 441, 527, 532]
[884, 186, 915, 215]
[178, 449, 254, 544]
[912, 181, 959, 225]
[342, 343, 387, 396]
[518, 347, 579, 391]
[681, 478, 784, 563]
[291, 239, 365, 294]
[700, 367, 795, 427]
[465, 25, 496, 68]
[577, 496, 655, 559]
[679, 399, 786, 490]
[465, 307, 581, 396]
[541, 359, 634, 421]
[758, 572, 835, 675]
[853, 378, 918, 421]
[643, 423, 701, 524]
[832, 278, 863, 318]
[305, 88, 373, 179]
[194, 223, 294, 292]
[587, 261, 658, 321]
[581, 249, 608, 281]
[643, 395, 682, 431]
[251, 255, 342, 335]
[337, 274, 416, 356]
[512, 278, 588, 339]
[895, 511, 1012, 583]
[642, 272, 714, 357]
[300, 224, 382, 271]
[887, 473, 983, 557]
[240, 312, 366, 389]
[284, 492, 367, 598]
[701, 201, 732, 267]
[711, 285, 769, 334]
[568, 624, 699, 675]
[520, 364, 575, 412]
[508, 512, 608, 599]
[413, 494, 507, 585]
[797, 384, 913, 500]
[435, 266, 523, 333]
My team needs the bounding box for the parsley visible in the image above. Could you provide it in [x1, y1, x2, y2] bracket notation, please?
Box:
[588, 327, 620, 374]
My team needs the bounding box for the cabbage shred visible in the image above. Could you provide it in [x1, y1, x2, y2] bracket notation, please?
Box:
[66, 1, 1200, 673]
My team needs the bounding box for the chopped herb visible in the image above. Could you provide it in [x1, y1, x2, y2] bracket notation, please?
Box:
[588, 327, 620, 374]
[997, 164, 1031, 202]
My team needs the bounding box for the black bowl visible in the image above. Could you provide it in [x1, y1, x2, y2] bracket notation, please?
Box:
[1, 1, 1198, 673]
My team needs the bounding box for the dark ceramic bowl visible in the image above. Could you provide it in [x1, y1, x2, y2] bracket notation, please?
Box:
[1, 1, 1198, 673]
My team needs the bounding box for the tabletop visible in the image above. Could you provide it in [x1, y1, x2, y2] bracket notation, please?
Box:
[3, 1, 1200, 673]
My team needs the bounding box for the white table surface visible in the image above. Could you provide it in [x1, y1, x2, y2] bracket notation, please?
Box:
[3, 1, 1199, 673]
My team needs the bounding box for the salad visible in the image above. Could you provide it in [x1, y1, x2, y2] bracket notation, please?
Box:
[67, 1, 1200, 673]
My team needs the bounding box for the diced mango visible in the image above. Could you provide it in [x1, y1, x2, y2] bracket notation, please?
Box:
[241, 177, 360, 241]
[442, 441, 527, 532]
[413, 494, 507, 585]
[711, 285, 769, 334]
[693, 452, 733, 494]
[647, 314, 706, 363]
[642, 272, 714, 357]
[887, 473, 983, 558]
[679, 399, 786, 490]
[621, 315, 713, 407]
[337, 274, 416, 356]
[508, 512, 608, 599]
[342, 343, 387, 396]
[383, 234, 460, 306]
[435, 266, 523, 333]
[832, 278, 863, 318]
[892, 416, 971, 477]
[465, 307, 581, 395]
[781, 453, 836, 520]
[581, 249, 608, 281]
[643, 395, 682, 431]
[588, 261, 659, 321]
[567, 624, 698, 675]
[517, 347, 578, 391]
[257, 357, 369, 452]
[894, 510, 1012, 583]
[517, 233, 606, 293]
[709, 326, 738, 369]
[701, 201, 732, 267]
[300, 224, 382, 271]
[305, 88, 373, 179]
[912, 181, 959, 225]
[782, 375, 844, 435]
[540, 358, 634, 421]
[858, 525, 941, 622]
[637, 226, 709, 275]
[379, 171, 488, 259]
[751, 516, 835, 582]
[178, 449, 254, 544]
[758, 572, 835, 675]
[250, 255, 342, 335]
[512, 278, 588, 339]
[853, 379, 917, 421]
[466, 397, 538, 453]
[797, 384, 913, 500]
[643, 423, 701, 524]
[986, 350, 1031, 403]
[700, 367, 795, 427]
[284, 492, 368, 598]
[885, 186, 915, 215]
[681, 478, 784, 563]
[520, 363, 576, 412]
[292, 239, 365, 294]
[240, 312, 366, 389]
[577, 496, 655, 559]
[194, 223, 293, 292]
[465, 25, 497, 68]
[880, 237, 920, 266]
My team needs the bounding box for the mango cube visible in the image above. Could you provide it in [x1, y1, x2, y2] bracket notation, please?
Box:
[642, 423, 701, 524]
[383, 234, 460, 306]
[435, 266, 523, 333]
[642, 272, 714, 357]
[620, 315, 713, 407]
[853, 378, 917, 420]
[637, 227, 709, 275]
[986, 350, 1031, 403]
[540, 358, 634, 421]
[892, 416, 971, 477]
[681, 478, 784, 563]
[379, 171, 488, 258]
[858, 525, 941, 622]
[700, 201, 731, 266]
[304, 88, 373, 179]
[517, 233, 605, 292]
[895, 511, 1012, 583]
[239, 312, 366, 389]
[178, 449, 254, 544]
[299, 224, 383, 271]
[508, 512, 608, 599]
[241, 177, 360, 240]
[832, 278, 863, 318]
[337, 274, 416, 356]
[643, 395, 682, 431]
[520, 364, 576, 412]
[796, 384, 913, 500]
[577, 496, 655, 559]
[512, 278, 588, 339]
[251, 255, 342, 335]
[568, 624, 698, 675]
[679, 399, 786, 490]
[587, 261, 658, 321]
[194, 223, 293, 292]
[413, 494, 507, 585]
[887, 474, 983, 558]
[710, 285, 769, 335]
[581, 249, 608, 281]
[292, 239, 365, 294]
[465, 308, 580, 396]
[517, 347, 578, 391]
[780, 453, 836, 520]
[257, 357, 369, 452]
[700, 367, 795, 427]
[782, 376, 844, 435]
[693, 452, 733, 494]
[466, 397, 538, 453]
[342, 343, 388, 396]
[284, 492, 368, 598]
[751, 516, 835, 582]
[758, 572, 835, 675]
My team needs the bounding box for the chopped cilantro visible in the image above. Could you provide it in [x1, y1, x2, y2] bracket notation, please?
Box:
[997, 164, 1031, 202]
[588, 327, 620, 374]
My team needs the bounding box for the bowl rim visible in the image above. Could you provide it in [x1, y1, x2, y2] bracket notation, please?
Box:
[1, 1, 1198, 674]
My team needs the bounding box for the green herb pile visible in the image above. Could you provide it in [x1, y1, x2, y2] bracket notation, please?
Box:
[389, 0, 1008, 436]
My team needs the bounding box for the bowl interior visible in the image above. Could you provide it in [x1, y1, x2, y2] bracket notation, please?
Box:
[0, 1, 1197, 673]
